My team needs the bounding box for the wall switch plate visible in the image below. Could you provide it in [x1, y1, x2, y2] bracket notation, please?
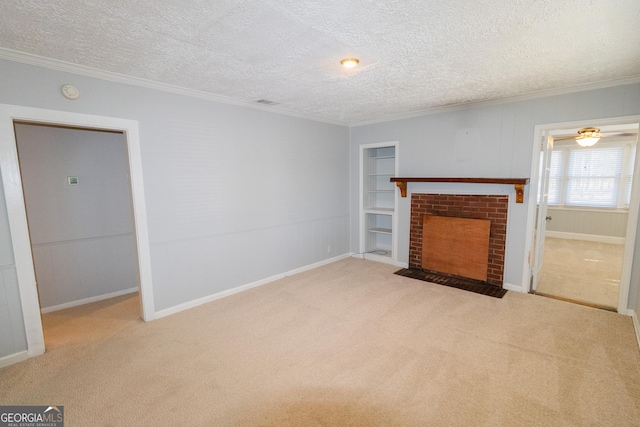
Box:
[67, 176, 78, 185]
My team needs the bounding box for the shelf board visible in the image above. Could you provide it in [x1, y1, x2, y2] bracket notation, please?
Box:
[368, 227, 392, 234]
[365, 207, 394, 214]
[367, 190, 395, 193]
[390, 177, 529, 203]
[364, 249, 393, 259]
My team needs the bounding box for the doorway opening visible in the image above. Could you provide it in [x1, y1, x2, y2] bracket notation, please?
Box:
[14, 123, 142, 347]
[0, 104, 154, 363]
[528, 117, 640, 313]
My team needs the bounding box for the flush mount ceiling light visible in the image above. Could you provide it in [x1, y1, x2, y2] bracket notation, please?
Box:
[575, 127, 602, 147]
[340, 58, 359, 68]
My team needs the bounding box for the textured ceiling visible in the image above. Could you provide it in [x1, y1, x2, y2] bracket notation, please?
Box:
[1, 0, 639, 124]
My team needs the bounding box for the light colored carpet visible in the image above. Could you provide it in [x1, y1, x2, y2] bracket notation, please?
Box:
[1, 258, 640, 426]
[537, 237, 624, 309]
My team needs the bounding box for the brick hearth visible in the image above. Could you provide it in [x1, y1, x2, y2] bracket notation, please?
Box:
[409, 193, 508, 286]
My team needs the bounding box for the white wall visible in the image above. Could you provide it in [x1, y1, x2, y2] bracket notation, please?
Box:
[0, 58, 350, 359]
[349, 83, 640, 303]
[14, 124, 137, 310]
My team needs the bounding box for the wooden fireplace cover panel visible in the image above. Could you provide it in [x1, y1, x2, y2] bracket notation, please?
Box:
[422, 215, 491, 281]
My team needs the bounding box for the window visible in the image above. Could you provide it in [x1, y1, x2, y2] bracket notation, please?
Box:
[565, 147, 622, 207]
[538, 142, 636, 209]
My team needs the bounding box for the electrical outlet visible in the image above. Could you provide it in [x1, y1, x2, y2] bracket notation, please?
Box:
[327, 245, 332, 253]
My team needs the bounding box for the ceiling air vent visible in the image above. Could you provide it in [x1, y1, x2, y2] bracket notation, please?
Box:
[256, 99, 279, 106]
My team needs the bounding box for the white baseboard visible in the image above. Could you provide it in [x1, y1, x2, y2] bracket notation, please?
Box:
[155, 253, 352, 320]
[545, 231, 625, 245]
[502, 282, 524, 293]
[40, 287, 138, 314]
[0, 344, 45, 369]
[0, 350, 29, 368]
[350, 253, 408, 268]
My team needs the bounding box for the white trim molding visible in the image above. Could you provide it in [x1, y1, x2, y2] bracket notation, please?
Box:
[351, 77, 640, 127]
[525, 115, 640, 315]
[0, 104, 156, 365]
[40, 287, 138, 314]
[2, 47, 638, 129]
[350, 253, 407, 268]
[0, 48, 348, 127]
[155, 253, 351, 320]
[630, 310, 640, 352]
[544, 231, 626, 245]
[502, 282, 524, 293]
[0, 350, 29, 369]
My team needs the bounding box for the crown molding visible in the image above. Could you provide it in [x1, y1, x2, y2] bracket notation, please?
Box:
[0, 48, 349, 127]
[350, 76, 640, 127]
[2, 47, 638, 129]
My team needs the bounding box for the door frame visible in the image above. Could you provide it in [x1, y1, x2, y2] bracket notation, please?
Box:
[524, 114, 640, 314]
[0, 104, 155, 359]
[531, 133, 555, 292]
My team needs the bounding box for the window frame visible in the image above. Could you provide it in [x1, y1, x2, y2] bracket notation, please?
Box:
[538, 140, 636, 210]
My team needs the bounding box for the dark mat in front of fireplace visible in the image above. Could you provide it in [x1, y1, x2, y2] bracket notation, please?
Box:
[394, 268, 507, 299]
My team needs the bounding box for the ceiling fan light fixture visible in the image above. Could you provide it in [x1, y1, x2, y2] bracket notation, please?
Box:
[576, 127, 602, 147]
[340, 57, 359, 68]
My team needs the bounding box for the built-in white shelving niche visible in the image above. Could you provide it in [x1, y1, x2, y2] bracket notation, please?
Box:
[359, 141, 399, 264]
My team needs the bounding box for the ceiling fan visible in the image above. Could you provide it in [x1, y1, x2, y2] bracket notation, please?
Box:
[553, 127, 638, 147]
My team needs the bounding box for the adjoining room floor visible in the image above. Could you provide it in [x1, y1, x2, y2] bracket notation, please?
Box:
[536, 237, 623, 310]
[41, 292, 141, 351]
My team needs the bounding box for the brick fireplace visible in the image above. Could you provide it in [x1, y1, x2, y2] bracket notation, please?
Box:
[409, 193, 509, 286]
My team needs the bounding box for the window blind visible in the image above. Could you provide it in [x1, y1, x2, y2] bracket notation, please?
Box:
[565, 147, 623, 207]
